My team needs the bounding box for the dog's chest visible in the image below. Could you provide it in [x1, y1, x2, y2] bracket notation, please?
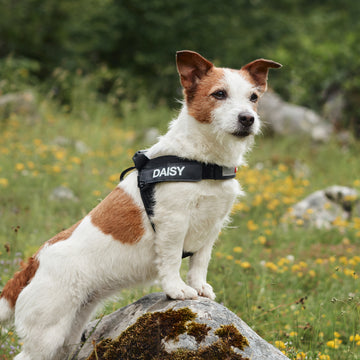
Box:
[154, 179, 240, 251]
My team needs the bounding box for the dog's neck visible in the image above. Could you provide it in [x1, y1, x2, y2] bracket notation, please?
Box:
[146, 104, 254, 167]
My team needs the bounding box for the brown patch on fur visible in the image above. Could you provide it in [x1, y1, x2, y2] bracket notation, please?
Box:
[0, 220, 81, 308]
[90, 187, 144, 244]
[47, 220, 81, 246]
[186, 67, 226, 123]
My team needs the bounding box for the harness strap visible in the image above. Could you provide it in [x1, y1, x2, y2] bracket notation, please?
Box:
[120, 151, 237, 258]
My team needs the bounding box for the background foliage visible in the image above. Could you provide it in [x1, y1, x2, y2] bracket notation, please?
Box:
[0, 0, 360, 134]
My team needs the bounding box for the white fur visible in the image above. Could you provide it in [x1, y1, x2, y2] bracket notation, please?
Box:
[1, 58, 265, 360]
[0, 297, 13, 322]
[211, 69, 262, 138]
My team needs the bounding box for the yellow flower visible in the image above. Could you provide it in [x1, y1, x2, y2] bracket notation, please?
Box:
[240, 261, 251, 269]
[257, 236, 267, 245]
[326, 338, 342, 349]
[233, 246, 243, 253]
[27, 161, 35, 169]
[334, 331, 341, 338]
[232, 202, 250, 212]
[292, 264, 300, 272]
[265, 262, 278, 272]
[278, 163, 288, 172]
[52, 165, 61, 173]
[0, 178, 9, 187]
[15, 163, 25, 171]
[247, 220, 259, 231]
[108, 174, 119, 183]
[275, 340, 286, 350]
[54, 151, 66, 160]
[71, 156, 82, 165]
[92, 190, 101, 197]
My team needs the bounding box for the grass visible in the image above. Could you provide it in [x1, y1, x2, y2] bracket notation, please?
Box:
[1, 95, 360, 360]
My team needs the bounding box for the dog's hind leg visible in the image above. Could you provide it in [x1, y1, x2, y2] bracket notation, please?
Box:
[14, 278, 81, 360]
[15, 308, 79, 360]
[64, 298, 102, 357]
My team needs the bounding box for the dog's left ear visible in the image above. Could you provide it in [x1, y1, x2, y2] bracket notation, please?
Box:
[176, 50, 214, 90]
[241, 59, 282, 91]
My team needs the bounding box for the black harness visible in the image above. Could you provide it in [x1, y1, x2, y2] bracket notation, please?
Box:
[120, 151, 237, 258]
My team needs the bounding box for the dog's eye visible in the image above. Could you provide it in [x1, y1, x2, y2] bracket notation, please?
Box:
[250, 93, 258, 102]
[211, 90, 227, 100]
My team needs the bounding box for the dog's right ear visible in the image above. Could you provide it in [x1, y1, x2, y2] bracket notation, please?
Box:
[176, 51, 214, 90]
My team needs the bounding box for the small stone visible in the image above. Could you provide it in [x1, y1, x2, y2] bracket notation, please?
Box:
[282, 185, 359, 229]
[49, 186, 79, 202]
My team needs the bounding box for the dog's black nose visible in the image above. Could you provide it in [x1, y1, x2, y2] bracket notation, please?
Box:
[238, 113, 254, 127]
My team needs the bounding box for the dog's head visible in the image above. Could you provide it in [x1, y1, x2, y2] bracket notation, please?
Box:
[176, 50, 281, 139]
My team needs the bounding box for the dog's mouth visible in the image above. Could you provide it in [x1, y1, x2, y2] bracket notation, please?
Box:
[231, 130, 253, 138]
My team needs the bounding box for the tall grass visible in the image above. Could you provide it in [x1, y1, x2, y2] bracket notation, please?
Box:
[1, 91, 360, 359]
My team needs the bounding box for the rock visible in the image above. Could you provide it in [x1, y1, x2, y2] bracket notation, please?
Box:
[49, 186, 79, 202]
[0, 91, 39, 123]
[258, 91, 332, 142]
[322, 90, 345, 130]
[51, 136, 90, 154]
[74, 292, 289, 360]
[282, 185, 359, 229]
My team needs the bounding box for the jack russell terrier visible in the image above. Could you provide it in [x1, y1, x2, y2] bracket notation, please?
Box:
[0, 50, 281, 359]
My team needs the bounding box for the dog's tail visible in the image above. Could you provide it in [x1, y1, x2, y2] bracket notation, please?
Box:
[0, 256, 39, 323]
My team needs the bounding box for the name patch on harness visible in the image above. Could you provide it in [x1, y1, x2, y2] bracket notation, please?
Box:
[153, 166, 185, 178]
[140, 163, 203, 185]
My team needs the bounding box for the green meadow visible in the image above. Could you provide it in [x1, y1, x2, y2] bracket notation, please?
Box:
[1, 93, 360, 359]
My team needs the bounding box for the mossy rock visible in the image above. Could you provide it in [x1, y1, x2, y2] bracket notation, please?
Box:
[73, 293, 289, 360]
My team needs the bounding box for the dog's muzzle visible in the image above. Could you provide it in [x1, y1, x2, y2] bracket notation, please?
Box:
[232, 112, 255, 137]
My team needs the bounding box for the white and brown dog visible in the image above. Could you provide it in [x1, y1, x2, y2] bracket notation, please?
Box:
[0, 51, 281, 359]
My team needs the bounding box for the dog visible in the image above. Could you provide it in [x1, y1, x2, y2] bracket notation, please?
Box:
[0, 51, 281, 359]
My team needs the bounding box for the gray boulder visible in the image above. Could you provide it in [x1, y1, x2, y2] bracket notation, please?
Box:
[0, 91, 39, 123]
[73, 292, 289, 360]
[283, 185, 359, 229]
[49, 186, 79, 202]
[258, 91, 332, 142]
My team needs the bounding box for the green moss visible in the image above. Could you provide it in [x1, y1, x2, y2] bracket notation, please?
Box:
[186, 322, 211, 343]
[86, 307, 250, 360]
[214, 324, 249, 351]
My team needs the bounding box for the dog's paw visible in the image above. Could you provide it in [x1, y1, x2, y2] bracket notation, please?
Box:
[163, 281, 198, 300]
[192, 282, 216, 300]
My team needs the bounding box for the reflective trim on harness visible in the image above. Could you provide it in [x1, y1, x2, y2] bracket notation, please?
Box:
[120, 151, 237, 258]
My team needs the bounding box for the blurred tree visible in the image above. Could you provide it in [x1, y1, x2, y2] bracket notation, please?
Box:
[0, 0, 359, 134]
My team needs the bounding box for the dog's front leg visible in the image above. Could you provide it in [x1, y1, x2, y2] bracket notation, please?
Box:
[187, 236, 216, 300]
[154, 215, 198, 300]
